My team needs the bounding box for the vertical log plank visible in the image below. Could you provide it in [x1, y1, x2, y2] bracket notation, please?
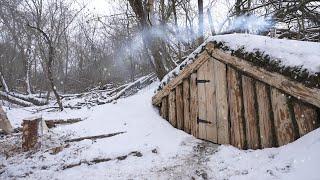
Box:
[293, 102, 318, 137]
[183, 79, 191, 133]
[176, 84, 184, 130]
[197, 62, 207, 140]
[242, 76, 260, 149]
[168, 91, 177, 127]
[227, 67, 245, 149]
[214, 60, 229, 144]
[255, 81, 274, 148]
[160, 97, 168, 120]
[271, 88, 295, 146]
[190, 73, 198, 137]
[205, 59, 218, 143]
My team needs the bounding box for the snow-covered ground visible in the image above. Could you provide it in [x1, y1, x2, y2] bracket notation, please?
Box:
[1, 83, 320, 180]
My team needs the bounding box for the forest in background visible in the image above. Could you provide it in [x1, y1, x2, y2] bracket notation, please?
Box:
[0, 0, 319, 110]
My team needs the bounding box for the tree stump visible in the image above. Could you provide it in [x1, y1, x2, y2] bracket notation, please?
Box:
[22, 117, 42, 151]
[0, 106, 13, 134]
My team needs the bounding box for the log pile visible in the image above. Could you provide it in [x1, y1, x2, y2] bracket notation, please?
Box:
[62, 73, 156, 108]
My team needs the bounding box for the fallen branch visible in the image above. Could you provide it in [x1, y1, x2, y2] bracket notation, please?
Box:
[64, 131, 126, 143]
[62, 151, 142, 170]
[45, 118, 83, 128]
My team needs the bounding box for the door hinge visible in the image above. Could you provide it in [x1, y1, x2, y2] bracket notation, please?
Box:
[196, 79, 210, 84]
[197, 118, 212, 124]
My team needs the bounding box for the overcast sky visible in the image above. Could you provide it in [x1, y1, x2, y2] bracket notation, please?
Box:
[83, 0, 233, 34]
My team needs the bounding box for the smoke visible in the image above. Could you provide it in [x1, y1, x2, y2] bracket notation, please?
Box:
[227, 15, 273, 34]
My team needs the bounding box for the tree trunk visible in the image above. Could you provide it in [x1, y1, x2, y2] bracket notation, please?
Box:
[128, 0, 169, 80]
[207, 8, 216, 36]
[197, 0, 204, 45]
[0, 71, 9, 93]
[48, 45, 63, 111]
[0, 106, 13, 134]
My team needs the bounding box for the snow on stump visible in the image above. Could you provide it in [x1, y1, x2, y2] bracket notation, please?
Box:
[22, 117, 48, 151]
[0, 106, 13, 134]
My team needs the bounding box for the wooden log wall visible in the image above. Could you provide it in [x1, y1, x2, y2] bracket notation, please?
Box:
[158, 57, 320, 150]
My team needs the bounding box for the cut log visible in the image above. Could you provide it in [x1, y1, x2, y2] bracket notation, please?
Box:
[214, 60, 229, 144]
[255, 81, 274, 148]
[0, 106, 13, 134]
[168, 91, 177, 127]
[183, 78, 191, 133]
[176, 84, 184, 130]
[190, 73, 198, 137]
[227, 67, 245, 149]
[293, 102, 318, 137]
[22, 117, 41, 151]
[271, 88, 295, 146]
[242, 76, 260, 149]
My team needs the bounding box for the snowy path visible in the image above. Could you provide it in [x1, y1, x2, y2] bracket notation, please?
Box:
[1, 83, 320, 180]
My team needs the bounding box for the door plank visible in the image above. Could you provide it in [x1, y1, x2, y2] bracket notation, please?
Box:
[197, 62, 208, 140]
[205, 59, 218, 142]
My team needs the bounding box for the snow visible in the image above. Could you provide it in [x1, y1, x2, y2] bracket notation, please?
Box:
[158, 34, 320, 91]
[1, 83, 320, 179]
[210, 34, 320, 74]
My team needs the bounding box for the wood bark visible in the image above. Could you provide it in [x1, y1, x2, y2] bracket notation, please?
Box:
[0, 106, 13, 134]
[242, 76, 260, 149]
[255, 81, 274, 148]
[168, 90, 177, 127]
[160, 97, 168, 120]
[205, 59, 217, 142]
[22, 117, 41, 151]
[293, 102, 318, 137]
[176, 84, 184, 129]
[214, 60, 229, 144]
[227, 67, 245, 149]
[190, 73, 198, 137]
[183, 78, 191, 133]
[271, 88, 295, 146]
[197, 61, 207, 140]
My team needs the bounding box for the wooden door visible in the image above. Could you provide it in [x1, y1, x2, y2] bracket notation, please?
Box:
[197, 60, 218, 143]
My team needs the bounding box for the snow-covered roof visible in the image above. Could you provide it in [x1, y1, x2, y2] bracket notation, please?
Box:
[158, 34, 320, 91]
